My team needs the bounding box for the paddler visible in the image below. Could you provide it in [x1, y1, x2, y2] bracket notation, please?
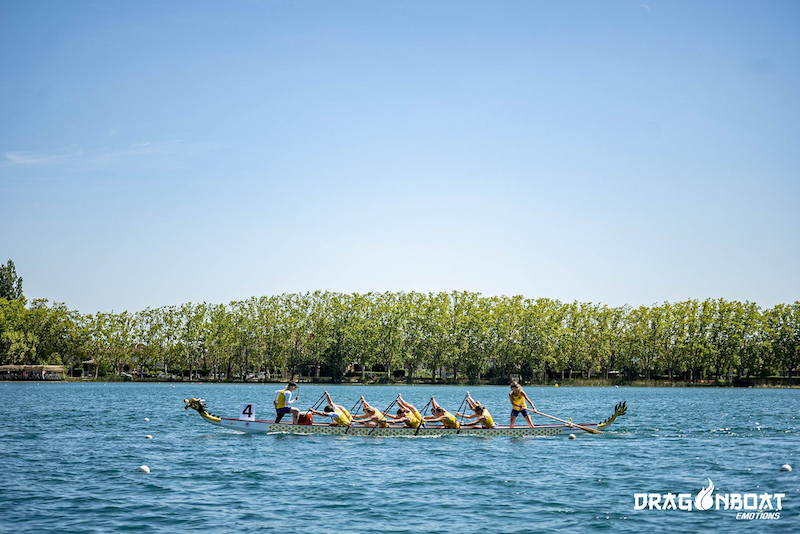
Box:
[396, 394, 424, 427]
[308, 391, 352, 426]
[386, 407, 418, 428]
[273, 381, 301, 424]
[423, 396, 459, 429]
[386, 399, 423, 428]
[456, 405, 496, 428]
[308, 406, 347, 426]
[352, 396, 390, 428]
[509, 381, 536, 428]
[326, 391, 353, 424]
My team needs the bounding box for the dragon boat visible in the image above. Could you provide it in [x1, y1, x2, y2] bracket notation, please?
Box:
[184, 398, 626, 437]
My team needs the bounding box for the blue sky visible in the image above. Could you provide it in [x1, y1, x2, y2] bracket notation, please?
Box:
[1, 1, 798, 313]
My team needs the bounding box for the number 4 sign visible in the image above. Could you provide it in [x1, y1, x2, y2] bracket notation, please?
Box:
[239, 402, 255, 421]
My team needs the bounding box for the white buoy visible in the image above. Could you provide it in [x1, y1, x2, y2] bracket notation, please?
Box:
[781, 464, 792, 472]
[144, 417, 150, 422]
[139, 465, 150, 473]
[145, 435, 153, 439]
[569, 433, 576, 440]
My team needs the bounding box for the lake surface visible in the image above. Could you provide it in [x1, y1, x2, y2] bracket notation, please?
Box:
[1, 383, 798, 533]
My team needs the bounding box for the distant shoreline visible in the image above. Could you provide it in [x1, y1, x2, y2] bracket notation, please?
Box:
[5, 377, 797, 388]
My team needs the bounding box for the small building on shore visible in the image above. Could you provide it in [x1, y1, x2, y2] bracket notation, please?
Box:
[82, 359, 96, 378]
[0, 365, 66, 381]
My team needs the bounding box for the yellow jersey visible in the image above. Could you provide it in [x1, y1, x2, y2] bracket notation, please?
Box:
[413, 409, 423, 428]
[511, 392, 527, 410]
[331, 408, 349, 426]
[441, 411, 459, 429]
[338, 406, 352, 426]
[404, 410, 421, 428]
[481, 409, 495, 428]
[372, 410, 389, 428]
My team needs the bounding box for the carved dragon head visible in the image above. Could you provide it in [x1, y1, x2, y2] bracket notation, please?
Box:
[184, 397, 221, 423]
[184, 397, 207, 413]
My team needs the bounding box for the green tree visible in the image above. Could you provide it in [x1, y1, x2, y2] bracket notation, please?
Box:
[374, 292, 403, 381]
[766, 303, 800, 380]
[419, 292, 451, 382]
[737, 302, 767, 378]
[0, 297, 36, 364]
[708, 299, 744, 380]
[460, 293, 491, 383]
[0, 260, 23, 300]
[489, 295, 524, 381]
[26, 300, 76, 367]
[206, 303, 234, 379]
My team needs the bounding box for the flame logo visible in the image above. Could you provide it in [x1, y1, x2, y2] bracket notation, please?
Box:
[694, 478, 714, 511]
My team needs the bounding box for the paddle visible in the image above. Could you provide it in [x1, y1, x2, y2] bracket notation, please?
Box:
[533, 409, 603, 434]
[344, 397, 364, 435]
[414, 399, 432, 436]
[348, 397, 364, 414]
[304, 392, 327, 421]
[455, 393, 469, 434]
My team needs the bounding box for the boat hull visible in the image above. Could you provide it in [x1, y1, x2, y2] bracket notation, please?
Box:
[184, 398, 625, 437]
[212, 417, 598, 437]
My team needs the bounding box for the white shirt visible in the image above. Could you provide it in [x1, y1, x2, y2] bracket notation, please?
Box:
[273, 389, 297, 406]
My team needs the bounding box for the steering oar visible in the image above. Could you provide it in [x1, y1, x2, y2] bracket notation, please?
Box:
[533, 409, 603, 435]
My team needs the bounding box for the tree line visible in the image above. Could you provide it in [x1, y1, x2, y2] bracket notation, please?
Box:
[1, 287, 798, 383]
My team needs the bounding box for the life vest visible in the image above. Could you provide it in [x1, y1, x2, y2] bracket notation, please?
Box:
[275, 389, 290, 409]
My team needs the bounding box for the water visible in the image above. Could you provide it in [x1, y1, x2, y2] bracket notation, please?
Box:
[1, 383, 798, 533]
